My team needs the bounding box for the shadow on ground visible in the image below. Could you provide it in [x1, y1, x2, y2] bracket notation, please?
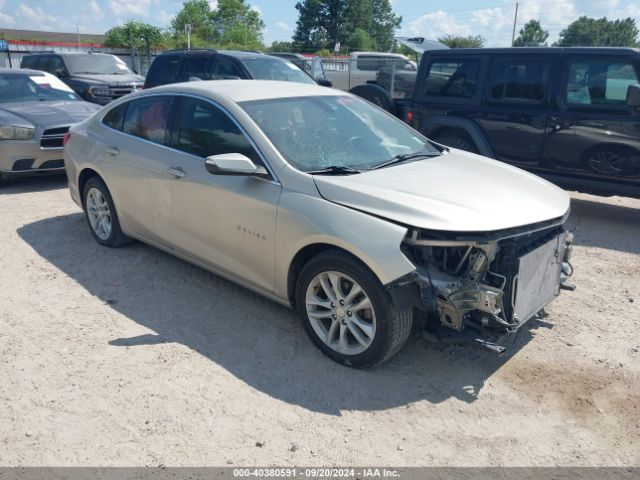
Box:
[0, 175, 68, 195]
[568, 197, 640, 255]
[18, 213, 554, 414]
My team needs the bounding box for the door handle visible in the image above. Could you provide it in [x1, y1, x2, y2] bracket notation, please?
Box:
[105, 146, 120, 156]
[167, 166, 186, 179]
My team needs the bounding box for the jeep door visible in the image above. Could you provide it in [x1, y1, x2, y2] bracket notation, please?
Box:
[544, 53, 640, 190]
[162, 95, 280, 293]
[477, 55, 557, 168]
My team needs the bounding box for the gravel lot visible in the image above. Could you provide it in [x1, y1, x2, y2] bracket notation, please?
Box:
[0, 175, 638, 466]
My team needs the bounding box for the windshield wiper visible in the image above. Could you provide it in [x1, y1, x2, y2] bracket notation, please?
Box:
[372, 151, 441, 170]
[306, 165, 364, 175]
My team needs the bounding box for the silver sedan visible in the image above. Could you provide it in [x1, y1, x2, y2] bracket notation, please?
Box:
[0, 68, 101, 185]
[64, 80, 574, 367]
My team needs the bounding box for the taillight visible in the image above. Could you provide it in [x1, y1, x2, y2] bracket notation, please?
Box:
[405, 109, 414, 125]
[63, 132, 71, 146]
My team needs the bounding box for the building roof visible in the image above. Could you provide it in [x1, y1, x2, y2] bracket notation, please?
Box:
[0, 28, 105, 46]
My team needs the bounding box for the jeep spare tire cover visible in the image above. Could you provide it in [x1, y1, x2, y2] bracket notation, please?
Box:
[349, 83, 396, 115]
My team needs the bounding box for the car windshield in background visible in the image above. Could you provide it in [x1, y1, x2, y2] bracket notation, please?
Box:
[241, 95, 439, 172]
[242, 58, 316, 84]
[64, 54, 133, 75]
[0, 74, 80, 103]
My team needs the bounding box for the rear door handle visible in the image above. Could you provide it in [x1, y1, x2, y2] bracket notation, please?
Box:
[167, 166, 186, 179]
[105, 146, 120, 156]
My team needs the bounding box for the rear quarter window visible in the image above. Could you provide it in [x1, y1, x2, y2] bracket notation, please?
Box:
[21, 56, 37, 69]
[102, 102, 128, 131]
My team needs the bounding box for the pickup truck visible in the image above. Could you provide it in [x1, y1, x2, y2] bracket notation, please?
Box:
[324, 51, 416, 92]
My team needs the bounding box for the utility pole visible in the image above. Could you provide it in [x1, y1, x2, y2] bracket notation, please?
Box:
[185, 24, 192, 51]
[511, 2, 519, 46]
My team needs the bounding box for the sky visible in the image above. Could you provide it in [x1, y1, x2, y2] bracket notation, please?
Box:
[1, 0, 640, 47]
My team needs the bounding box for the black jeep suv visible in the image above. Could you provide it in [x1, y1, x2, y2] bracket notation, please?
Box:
[404, 47, 640, 198]
[21, 52, 144, 105]
[144, 49, 316, 89]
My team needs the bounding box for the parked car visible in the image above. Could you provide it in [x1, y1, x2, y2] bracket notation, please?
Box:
[0, 68, 100, 185]
[268, 53, 332, 86]
[64, 80, 574, 367]
[144, 49, 317, 89]
[358, 47, 640, 198]
[324, 52, 416, 92]
[20, 52, 144, 105]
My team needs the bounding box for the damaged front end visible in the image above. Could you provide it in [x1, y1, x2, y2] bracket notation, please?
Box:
[391, 217, 574, 355]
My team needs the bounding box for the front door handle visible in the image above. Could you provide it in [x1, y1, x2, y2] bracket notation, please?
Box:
[105, 146, 120, 156]
[167, 166, 186, 179]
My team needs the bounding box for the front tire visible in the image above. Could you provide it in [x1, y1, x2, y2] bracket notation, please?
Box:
[83, 177, 132, 247]
[295, 250, 412, 368]
[433, 133, 478, 154]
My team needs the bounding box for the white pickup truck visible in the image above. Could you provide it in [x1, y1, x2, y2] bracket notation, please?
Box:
[323, 51, 417, 92]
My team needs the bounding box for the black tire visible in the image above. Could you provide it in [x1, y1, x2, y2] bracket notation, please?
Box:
[0, 174, 15, 187]
[349, 83, 396, 116]
[434, 133, 478, 154]
[295, 249, 412, 368]
[83, 176, 132, 248]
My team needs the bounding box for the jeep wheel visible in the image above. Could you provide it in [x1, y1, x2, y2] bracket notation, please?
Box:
[434, 134, 478, 154]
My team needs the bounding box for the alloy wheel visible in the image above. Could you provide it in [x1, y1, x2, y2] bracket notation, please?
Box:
[86, 187, 112, 240]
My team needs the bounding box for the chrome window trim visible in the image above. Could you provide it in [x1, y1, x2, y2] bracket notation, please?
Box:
[97, 92, 281, 185]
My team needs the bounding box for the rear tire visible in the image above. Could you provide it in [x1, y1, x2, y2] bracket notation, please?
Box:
[0, 174, 15, 187]
[295, 250, 412, 368]
[349, 83, 396, 115]
[433, 133, 478, 154]
[83, 177, 132, 248]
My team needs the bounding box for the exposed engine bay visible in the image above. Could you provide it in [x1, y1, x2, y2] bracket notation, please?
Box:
[392, 218, 574, 355]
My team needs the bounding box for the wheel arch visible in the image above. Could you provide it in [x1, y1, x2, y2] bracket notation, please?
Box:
[78, 167, 102, 207]
[423, 116, 496, 158]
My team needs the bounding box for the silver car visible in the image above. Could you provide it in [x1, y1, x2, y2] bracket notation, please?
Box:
[0, 68, 101, 185]
[64, 80, 574, 367]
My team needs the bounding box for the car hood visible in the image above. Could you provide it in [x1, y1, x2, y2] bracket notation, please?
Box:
[313, 150, 570, 232]
[0, 101, 101, 129]
[70, 73, 144, 85]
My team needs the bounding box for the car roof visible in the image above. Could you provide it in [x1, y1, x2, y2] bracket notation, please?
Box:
[0, 68, 45, 76]
[150, 79, 344, 103]
[155, 49, 272, 60]
[427, 47, 640, 56]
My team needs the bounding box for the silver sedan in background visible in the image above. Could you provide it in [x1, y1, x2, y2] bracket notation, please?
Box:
[0, 68, 100, 185]
[64, 80, 574, 367]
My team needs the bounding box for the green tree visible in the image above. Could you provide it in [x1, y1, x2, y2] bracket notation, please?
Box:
[105, 20, 168, 49]
[348, 28, 375, 50]
[438, 34, 485, 48]
[171, 0, 217, 46]
[555, 16, 639, 47]
[269, 41, 294, 52]
[292, 0, 400, 52]
[513, 19, 549, 47]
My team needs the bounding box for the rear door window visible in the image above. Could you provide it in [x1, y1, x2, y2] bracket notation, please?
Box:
[423, 59, 480, 98]
[122, 96, 173, 144]
[488, 58, 550, 103]
[146, 55, 182, 88]
[21, 56, 37, 69]
[36, 56, 54, 73]
[564, 57, 640, 107]
[210, 58, 243, 79]
[172, 96, 261, 164]
[182, 54, 210, 81]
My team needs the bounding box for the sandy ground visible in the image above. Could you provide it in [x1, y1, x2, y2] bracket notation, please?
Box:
[0, 175, 638, 467]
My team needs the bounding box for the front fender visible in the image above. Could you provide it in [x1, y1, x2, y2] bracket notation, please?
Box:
[274, 191, 416, 302]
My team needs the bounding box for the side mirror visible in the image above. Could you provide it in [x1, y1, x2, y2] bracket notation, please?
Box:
[188, 76, 203, 82]
[54, 69, 68, 78]
[317, 78, 333, 88]
[205, 153, 268, 177]
[627, 84, 640, 108]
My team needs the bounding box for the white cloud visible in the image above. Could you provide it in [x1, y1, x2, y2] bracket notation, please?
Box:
[156, 9, 172, 24]
[274, 21, 289, 31]
[16, 4, 44, 22]
[109, 0, 151, 17]
[209, 0, 218, 10]
[88, 0, 103, 19]
[0, 11, 14, 25]
[250, 4, 261, 15]
[406, 10, 472, 39]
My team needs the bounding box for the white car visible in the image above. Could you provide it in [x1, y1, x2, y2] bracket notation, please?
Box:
[64, 80, 574, 367]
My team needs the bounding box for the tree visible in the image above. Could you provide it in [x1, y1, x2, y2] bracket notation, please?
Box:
[348, 28, 375, 51]
[105, 21, 168, 49]
[292, 0, 400, 52]
[438, 34, 485, 48]
[169, 0, 265, 49]
[513, 19, 549, 47]
[555, 16, 639, 47]
[269, 41, 294, 52]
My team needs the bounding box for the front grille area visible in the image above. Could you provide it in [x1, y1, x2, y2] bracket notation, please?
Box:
[40, 126, 70, 149]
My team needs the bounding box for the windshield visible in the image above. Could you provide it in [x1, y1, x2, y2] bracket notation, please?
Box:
[242, 58, 316, 84]
[0, 73, 80, 103]
[240, 95, 438, 172]
[64, 54, 133, 75]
